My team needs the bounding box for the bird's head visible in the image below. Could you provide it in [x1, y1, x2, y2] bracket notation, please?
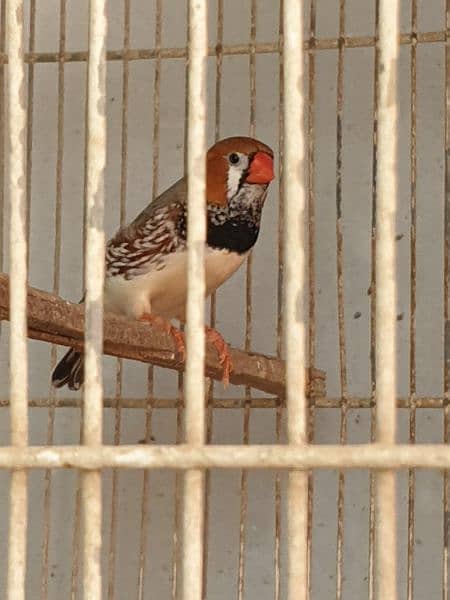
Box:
[206, 136, 274, 207]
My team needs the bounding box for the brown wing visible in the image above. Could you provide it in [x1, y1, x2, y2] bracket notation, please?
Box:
[106, 177, 187, 279]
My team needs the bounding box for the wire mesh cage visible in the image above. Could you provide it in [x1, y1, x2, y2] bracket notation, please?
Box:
[0, 0, 448, 599]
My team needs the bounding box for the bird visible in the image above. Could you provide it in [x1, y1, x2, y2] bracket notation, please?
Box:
[51, 136, 275, 390]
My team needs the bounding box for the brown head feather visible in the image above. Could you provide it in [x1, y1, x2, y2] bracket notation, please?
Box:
[206, 136, 274, 206]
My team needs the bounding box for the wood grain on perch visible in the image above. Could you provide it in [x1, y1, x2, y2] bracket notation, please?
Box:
[0, 273, 326, 398]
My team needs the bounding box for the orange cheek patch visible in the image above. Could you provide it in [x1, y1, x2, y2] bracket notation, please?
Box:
[206, 156, 228, 206]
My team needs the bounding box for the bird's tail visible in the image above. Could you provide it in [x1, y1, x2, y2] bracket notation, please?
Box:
[51, 348, 84, 390]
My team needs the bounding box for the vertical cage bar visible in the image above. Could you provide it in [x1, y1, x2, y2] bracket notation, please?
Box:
[171, 390, 183, 600]
[173, 5, 191, 596]
[70, 34, 93, 590]
[306, 1, 317, 595]
[283, 1, 308, 599]
[375, 1, 399, 599]
[335, 1, 349, 597]
[70, 473, 82, 596]
[24, 0, 35, 262]
[83, 0, 107, 598]
[172, 5, 191, 594]
[368, 2, 380, 597]
[237, 2, 257, 596]
[276, 2, 285, 597]
[407, 2, 418, 599]
[6, 0, 28, 598]
[107, 2, 130, 598]
[182, 1, 207, 599]
[136, 2, 162, 597]
[201, 2, 224, 596]
[40, 2, 66, 598]
[443, 1, 450, 597]
[0, 0, 6, 279]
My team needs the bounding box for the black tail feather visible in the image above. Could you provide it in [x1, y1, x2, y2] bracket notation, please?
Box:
[51, 348, 84, 390]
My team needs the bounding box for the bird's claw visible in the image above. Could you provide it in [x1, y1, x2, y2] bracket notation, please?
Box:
[205, 326, 233, 387]
[169, 327, 186, 362]
[139, 313, 185, 362]
[139, 315, 232, 385]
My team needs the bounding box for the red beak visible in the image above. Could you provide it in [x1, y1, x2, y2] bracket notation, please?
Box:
[245, 151, 275, 184]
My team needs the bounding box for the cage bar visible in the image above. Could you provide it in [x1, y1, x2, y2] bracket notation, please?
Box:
[40, 2, 66, 598]
[0, 30, 446, 67]
[445, 1, 450, 597]
[374, 1, 399, 598]
[182, 1, 208, 599]
[282, 1, 308, 598]
[106, 2, 130, 598]
[0, 444, 447, 470]
[335, 2, 349, 597]
[171, 8, 191, 595]
[0, 0, 5, 280]
[407, 2, 418, 599]
[237, 2, 258, 596]
[136, 2, 162, 598]
[369, 4, 380, 592]
[6, 0, 28, 598]
[200, 2, 224, 596]
[24, 0, 35, 260]
[82, 0, 107, 598]
[276, 2, 286, 597]
[1, 394, 450, 410]
[305, 1, 317, 596]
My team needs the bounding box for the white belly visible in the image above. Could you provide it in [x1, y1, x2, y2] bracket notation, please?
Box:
[104, 248, 248, 321]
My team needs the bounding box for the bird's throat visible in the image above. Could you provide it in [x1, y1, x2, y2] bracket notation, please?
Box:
[206, 219, 260, 254]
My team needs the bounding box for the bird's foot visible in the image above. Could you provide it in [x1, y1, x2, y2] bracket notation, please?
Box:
[139, 313, 186, 362]
[205, 326, 233, 386]
[139, 316, 232, 385]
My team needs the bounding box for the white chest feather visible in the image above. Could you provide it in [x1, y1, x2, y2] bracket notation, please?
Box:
[104, 247, 248, 321]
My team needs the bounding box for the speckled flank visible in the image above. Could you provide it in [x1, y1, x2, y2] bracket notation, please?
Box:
[106, 202, 184, 278]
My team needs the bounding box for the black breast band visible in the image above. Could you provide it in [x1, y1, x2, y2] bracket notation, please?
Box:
[207, 219, 260, 254]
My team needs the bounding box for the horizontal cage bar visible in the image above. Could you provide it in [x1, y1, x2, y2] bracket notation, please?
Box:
[0, 30, 443, 66]
[0, 444, 446, 470]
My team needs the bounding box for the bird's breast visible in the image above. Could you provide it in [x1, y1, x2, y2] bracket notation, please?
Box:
[203, 246, 248, 294]
[104, 246, 248, 321]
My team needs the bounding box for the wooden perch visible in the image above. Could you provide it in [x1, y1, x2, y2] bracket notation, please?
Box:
[0, 273, 326, 398]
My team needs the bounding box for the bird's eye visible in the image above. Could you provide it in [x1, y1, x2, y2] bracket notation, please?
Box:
[228, 152, 240, 165]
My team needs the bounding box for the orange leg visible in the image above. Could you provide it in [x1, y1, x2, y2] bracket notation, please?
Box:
[139, 315, 232, 385]
[205, 326, 233, 386]
[139, 313, 186, 362]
